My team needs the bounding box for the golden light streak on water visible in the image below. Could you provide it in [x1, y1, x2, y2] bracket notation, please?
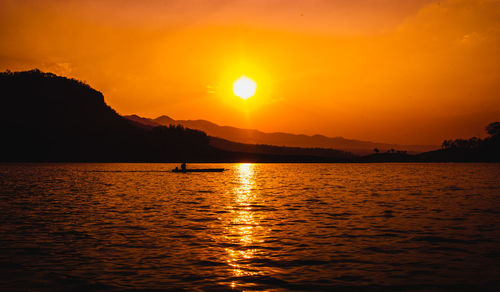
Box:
[226, 163, 262, 281]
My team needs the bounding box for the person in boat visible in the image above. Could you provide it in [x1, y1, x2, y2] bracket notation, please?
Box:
[181, 162, 186, 172]
[174, 166, 179, 171]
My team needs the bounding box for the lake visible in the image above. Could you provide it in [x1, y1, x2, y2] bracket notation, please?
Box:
[0, 163, 499, 291]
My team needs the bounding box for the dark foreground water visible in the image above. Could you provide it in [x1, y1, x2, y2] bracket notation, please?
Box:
[0, 163, 499, 291]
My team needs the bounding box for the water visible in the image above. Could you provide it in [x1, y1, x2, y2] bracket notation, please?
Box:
[0, 163, 499, 291]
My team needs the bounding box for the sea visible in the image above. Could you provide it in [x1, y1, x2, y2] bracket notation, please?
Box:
[0, 163, 499, 291]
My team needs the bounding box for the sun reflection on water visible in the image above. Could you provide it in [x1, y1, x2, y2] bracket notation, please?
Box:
[3, 164, 500, 290]
[226, 163, 262, 283]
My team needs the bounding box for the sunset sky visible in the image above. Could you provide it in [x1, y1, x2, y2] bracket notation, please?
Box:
[1, 0, 499, 144]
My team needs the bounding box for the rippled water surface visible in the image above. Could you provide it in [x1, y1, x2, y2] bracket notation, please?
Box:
[1, 163, 499, 291]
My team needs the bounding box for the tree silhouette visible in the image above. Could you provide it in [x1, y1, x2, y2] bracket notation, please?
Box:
[435, 121, 500, 162]
[486, 122, 500, 137]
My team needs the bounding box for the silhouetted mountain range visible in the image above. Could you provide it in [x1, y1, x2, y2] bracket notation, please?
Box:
[0, 69, 349, 162]
[209, 137, 355, 160]
[2, 69, 497, 163]
[125, 114, 437, 155]
[125, 115, 354, 160]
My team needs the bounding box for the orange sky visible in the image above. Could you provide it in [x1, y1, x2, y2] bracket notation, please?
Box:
[1, 0, 499, 144]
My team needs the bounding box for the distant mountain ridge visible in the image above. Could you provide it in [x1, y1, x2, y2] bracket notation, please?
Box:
[125, 114, 438, 155]
[1, 69, 351, 162]
[209, 136, 354, 160]
[1, 69, 495, 162]
[125, 115, 353, 160]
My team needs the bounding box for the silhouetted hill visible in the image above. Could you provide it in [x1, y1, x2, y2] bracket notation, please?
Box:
[0, 69, 352, 163]
[4, 69, 494, 163]
[359, 123, 500, 162]
[124, 115, 354, 160]
[416, 135, 500, 162]
[125, 114, 162, 128]
[0, 69, 220, 162]
[131, 115, 437, 155]
[155, 115, 176, 126]
[209, 137, 354, 160]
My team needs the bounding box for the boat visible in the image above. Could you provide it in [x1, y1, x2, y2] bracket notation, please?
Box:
[172, 168, 225, 173]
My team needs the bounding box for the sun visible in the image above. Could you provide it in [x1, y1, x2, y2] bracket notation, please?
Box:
[233, 76, 257, 100]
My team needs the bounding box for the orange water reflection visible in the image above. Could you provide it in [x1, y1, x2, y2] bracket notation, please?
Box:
[2, 163, 500, 291]
[226, 163, 263, 284]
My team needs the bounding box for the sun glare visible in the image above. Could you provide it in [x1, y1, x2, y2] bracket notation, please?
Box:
[233, 76, 257, 100]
